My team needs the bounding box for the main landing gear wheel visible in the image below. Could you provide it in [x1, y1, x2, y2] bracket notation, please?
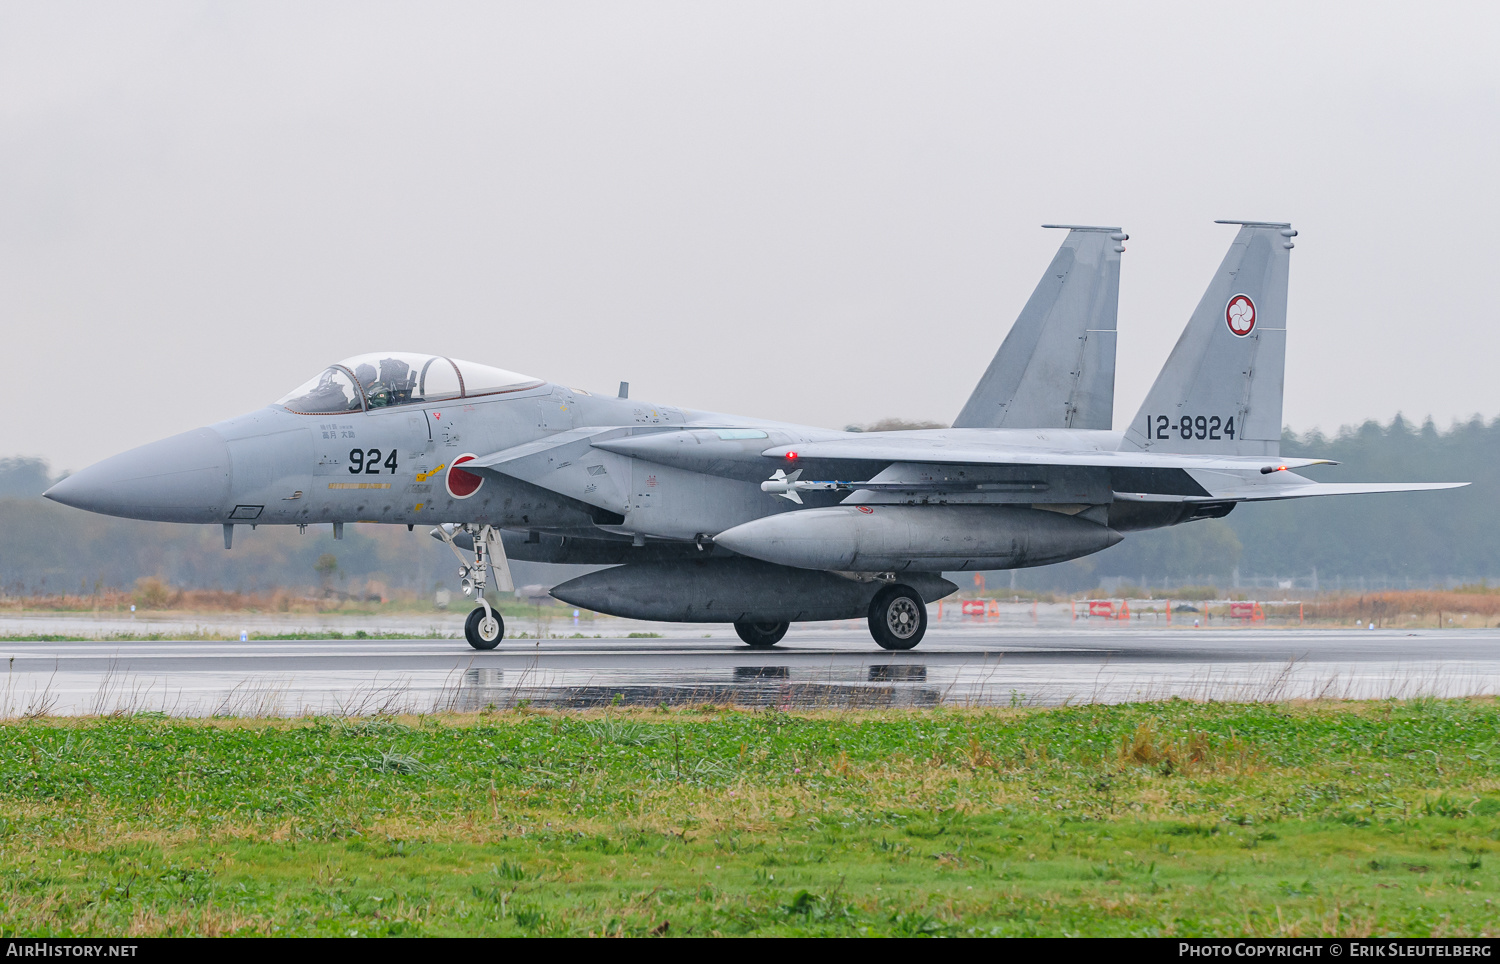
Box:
[868, 585, 926, 651]
[465, 606, 504, 650]
[734, 620, 789, 649]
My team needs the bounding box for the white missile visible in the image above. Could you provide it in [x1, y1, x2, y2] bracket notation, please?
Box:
[759, 468, 803, 503]
[760, 469, 861, 503]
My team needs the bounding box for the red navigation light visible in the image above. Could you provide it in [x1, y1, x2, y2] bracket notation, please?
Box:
[785, 451, 798, 460]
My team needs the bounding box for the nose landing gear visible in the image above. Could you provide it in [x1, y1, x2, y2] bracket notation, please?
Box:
[433, 523, 514, 650]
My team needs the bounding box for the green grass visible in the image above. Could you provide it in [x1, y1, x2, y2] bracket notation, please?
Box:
[0, 699, 1497, 936]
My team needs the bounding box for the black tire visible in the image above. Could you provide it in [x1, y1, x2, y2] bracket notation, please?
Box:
[868, 585, 927, 651]
[464, 606, 504, 650]
[734, 619, 789, 648]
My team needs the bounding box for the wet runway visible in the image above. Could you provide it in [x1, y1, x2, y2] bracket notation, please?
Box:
[0, 624, 1497, 716]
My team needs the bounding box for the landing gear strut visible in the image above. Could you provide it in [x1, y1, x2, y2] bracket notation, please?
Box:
[868, 584, 926, 651]
[433, 523, 514, 651]
[734, 619, 789, 648]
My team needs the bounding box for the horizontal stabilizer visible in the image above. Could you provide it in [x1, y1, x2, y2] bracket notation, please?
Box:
[1113, 480, 1467, 503]
[1194, 481, 1467, 503]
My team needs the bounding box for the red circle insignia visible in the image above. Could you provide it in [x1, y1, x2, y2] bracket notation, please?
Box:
[1225, 293, 1256, 337]
[446, 453, 483, 499]
[857, 505, 874, 514]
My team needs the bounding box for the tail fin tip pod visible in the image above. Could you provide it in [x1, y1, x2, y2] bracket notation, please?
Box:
[1123, 220, 1295, 457]
[953, 224, 1126, 431]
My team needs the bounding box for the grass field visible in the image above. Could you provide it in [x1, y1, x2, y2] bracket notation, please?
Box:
[0, 699, 1497, 937]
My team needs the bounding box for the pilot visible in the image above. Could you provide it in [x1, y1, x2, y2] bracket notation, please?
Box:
[366, 382, 393, 408]
[353, 363, 392, 408]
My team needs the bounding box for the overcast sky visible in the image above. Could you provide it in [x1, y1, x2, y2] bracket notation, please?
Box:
[4, 1, 1498, 471]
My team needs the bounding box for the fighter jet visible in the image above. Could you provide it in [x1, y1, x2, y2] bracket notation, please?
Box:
[45, 221, 1463, 651]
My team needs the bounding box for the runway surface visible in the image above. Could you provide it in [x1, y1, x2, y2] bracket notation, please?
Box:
[0, 623, 1496, 716]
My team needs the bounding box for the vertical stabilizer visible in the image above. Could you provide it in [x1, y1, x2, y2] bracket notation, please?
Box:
[1122, 221, 1296, 457]
[953, 225, 1124, 430]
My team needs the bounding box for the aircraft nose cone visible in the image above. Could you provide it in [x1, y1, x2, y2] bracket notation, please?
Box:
[44, 427, 231, 523]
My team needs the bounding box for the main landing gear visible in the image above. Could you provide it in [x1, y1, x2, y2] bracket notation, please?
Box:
[868, 584, 927, 651]
[732, 583, 929, 652]
[734, 619, 789, 648]
[433, 523, 514, 651]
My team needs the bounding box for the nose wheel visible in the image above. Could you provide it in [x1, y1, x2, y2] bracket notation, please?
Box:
[868, 585, 926, 651]
[465, 606, 504, 650]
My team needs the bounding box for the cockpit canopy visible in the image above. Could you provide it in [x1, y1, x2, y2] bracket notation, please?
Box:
[276, 353, 544, 414]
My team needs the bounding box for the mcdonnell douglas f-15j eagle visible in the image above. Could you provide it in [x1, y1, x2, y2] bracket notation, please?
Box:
[45, 221, 1463, 650]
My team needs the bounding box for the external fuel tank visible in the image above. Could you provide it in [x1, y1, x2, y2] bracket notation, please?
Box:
[712, 504, 1121, 572]
[550, 558, 956, 623]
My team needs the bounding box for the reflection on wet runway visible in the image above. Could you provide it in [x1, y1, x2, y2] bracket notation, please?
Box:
[452, 664, 941, 711]
[0, 626, 1496, 716]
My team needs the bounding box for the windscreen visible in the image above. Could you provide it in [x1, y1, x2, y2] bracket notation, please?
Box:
[276, 367, 363, 414]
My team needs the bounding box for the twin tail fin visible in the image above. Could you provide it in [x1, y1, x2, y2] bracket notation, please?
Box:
[954, 225, 1125, 430]
[1123, 221, 1296, 457]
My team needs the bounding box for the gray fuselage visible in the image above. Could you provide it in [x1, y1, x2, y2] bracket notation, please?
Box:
[44, 380, 1206, 568]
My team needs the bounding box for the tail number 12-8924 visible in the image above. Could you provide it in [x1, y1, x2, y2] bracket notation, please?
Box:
[1149, 415, 1235, 441]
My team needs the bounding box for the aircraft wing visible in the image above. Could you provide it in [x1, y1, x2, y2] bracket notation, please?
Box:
[759, 437, 1466, 504]
[464, 427, 1464, 514]
[760, 436, 1335, 473]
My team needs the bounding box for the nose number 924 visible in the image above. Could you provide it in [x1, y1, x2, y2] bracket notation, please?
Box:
[348, 449, 399, 474]
[1148, 415, 1236, 441]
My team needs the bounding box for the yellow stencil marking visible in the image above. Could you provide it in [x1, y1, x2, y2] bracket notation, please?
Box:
[327, 482, 392, 490]
[415, 464, 447, 483]
[414, 503, 425, 511]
